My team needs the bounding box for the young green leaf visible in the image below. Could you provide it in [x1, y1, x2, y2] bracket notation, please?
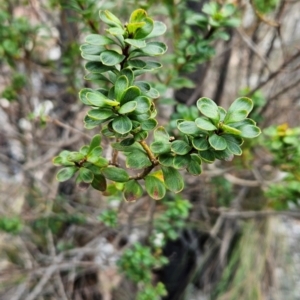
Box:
[99, 10, 123, 28]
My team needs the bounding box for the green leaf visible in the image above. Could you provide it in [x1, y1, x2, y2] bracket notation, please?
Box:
[127, 22, 146, 35]
[224, 97, 253, 123]
[129, 9, 148, 23]
[127, 59, 147, 68]
[187, 154, 202, 175]
[218, 107, 227, 121]
[208, 134, 227, 150]
[85, 61, 113, 74]
[197, 97, 219, 122]
[154, 126, 169, 141]
[87, 108, 114, 120]
[80, 146, 90, 155]
[177, 121, 202, 135]
[89, 134, 101, 153]
[118, 101, 137, 114]
[192, 137, 209, 150]
[222, 134, 243, 146]
[199, 149, 215, 163]
[225, 140, 242, 155]
[99, 10, 123, 28]
[229, 98, 253, 113]
[171, 140, 192, 155]
[52, 156, 63, 166]
[221, 124, 242, 135]
[125, 150, 151, 169]
[120, 86, 141, 104]
[79, 88, 94, 105]
[135, 96, 151, 114]
[101, 166, 129, 182]
[124, 39, 146, 48]
[141, 118, 157, 131]
[195, 117, 217, 131]
[84, 73, 111, 83]
[134, 130, 148, 141]
[86, 92, 107, 107]
[142, 42, 167, 55]
[120, 69, 134, 85]
[224, 110, 248, 123]
[87, 156, 108, 167]
[85, 34, 114, 45]
[134, 17, 154, 39]
[144, 61, 162, 70]
[120, 138, 135, 146]
[145, 174, 166, 200]
[87, 145, 103, 159]
[170, 77, 195, 89]
[81, 53, 102, 62]
[56, 167, 78, 182]
[80, 44, 104, 55]
[161, 166, 184, 193]
[123, 180, 143, 202]
[112, 116, 132, 134]
[158, 154, 174, 167]
[79, 167, 94, 183]
[106, 27, 125, 35]
[84, 115, 103, 129]
[114, 75, 129, 101]
[100, 50, 125, 66]
[173, 155, 190, 169]
[150, 141, 171, 154]
[146, 21, 167, 38]
[67, 152, 85, 162]
[91, 174, 107, 191]
[239, 125, 261, 138]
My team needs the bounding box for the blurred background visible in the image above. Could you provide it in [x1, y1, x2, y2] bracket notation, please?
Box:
[1, 0, 300, 299]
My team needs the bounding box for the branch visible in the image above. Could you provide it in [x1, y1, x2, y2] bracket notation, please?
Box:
[210, 208, 300, 219]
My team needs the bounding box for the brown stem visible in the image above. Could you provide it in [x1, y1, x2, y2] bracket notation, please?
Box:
[139, 140, 157, 163]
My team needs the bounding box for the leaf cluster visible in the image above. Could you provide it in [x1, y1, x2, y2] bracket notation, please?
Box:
[54, 8, 261, 202]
